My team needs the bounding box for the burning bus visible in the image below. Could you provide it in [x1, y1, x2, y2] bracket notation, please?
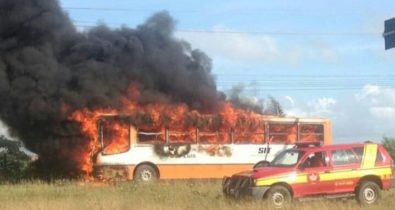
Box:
[0, 0, 331, 181]
[77, 110, 331, 182]
[0, 1, 332, 180]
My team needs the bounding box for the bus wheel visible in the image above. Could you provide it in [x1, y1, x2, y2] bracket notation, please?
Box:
[356, 181, 381, 205]
[134, 164, 158, 182]
[253, 160, 270, 169]
[266, 185, 292, 209]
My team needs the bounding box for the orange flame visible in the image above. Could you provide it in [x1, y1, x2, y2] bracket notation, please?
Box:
[69, 85, 322, 175]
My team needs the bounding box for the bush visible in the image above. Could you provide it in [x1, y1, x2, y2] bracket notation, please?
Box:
[0, 136, 35, 183]
[382, 136, 395, 161]
[0, 151, 33, 182]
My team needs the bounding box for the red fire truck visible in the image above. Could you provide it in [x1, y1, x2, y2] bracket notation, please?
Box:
[223, 143, 394, 207]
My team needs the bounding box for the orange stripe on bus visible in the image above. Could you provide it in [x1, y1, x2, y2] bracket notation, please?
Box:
[157, 164, 253, 179]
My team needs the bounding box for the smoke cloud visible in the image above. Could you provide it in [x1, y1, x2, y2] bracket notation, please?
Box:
[0, 0, 224, 175]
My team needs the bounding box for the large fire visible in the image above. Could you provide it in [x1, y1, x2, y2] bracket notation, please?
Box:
[70, 85, 322, 175]
[0, 0, 329, 179]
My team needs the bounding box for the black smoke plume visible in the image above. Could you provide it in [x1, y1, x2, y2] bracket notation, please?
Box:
[0, 0, 223, 176]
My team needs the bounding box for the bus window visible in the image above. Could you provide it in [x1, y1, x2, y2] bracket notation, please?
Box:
[101, 119, 130, 155]
[268, 123, 297, 144]
[199, 130, 231, 144]
[299, 124, 324, 142]
[168, 130, 197, 144]
[138, 129, 166, 144]
[233, 130, 265, 144]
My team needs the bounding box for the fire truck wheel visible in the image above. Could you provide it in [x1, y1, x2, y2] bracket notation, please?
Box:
[134, 164, 158, 182]
[266, 185, 292, 208]
[222, 177, 231, 197]
[356, 181, 381, 205]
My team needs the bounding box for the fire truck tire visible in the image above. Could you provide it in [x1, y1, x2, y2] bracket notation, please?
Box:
[356, 181, 381, 205]
[266, 185, 292, 208]
[134, 164, 159, 182]
[253, 160, 271, 169]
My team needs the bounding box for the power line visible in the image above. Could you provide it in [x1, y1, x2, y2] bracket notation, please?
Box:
[177, 29, 380, 36]
[215, 77, 395, 81]
[215, 75, 395, 82]
[220, 86, 395, 92]
[64, 7, 198, 13]
[217, 81, 395, 87]
[218, 81, 395, 84]
[217, 82, 395, 87]
[65, 7, 137, 11]
[63, 7, 390, 16]
[215, 75, 395, 92]
[217, 80, 395, 88]
[213, 74, 395, 78]
[74, 23, 381, 36]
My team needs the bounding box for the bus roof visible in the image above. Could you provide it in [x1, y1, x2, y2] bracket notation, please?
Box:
[99, 114, 330, 123]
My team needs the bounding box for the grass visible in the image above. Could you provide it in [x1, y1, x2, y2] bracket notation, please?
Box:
[0, 180, 393, 210]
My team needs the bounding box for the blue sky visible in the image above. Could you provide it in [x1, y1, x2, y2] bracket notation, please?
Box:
[40, 1, 394, 141]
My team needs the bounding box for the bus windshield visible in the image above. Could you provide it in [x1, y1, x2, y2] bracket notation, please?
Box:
[271, 149, 305, 167]
[100, 118, 130, 155]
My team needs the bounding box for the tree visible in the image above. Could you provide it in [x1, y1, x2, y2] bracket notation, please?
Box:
[0, 136, 33, 182]
[382, 136, 395, 161]
[0, 136, 21, 153]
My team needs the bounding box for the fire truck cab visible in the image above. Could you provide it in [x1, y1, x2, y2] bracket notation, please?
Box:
[223, 143, 395, 207]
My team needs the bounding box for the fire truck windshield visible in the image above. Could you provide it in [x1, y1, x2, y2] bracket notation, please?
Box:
[271, 149, 305, 167]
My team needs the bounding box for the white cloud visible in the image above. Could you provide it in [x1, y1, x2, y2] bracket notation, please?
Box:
[282, 96, 336, 117]
[356, 85, 395, 119]
[309, 42, 339, 63]
[370, 107, 395, 119]
[286, 47, 304, 65]
[307, 97, 337, 115]
[356, 84, 380, 100]
[281, 85, 395, 142]
[176, 26, 342, 65]
[176, 26, 280, 62]
[285, 96, 295, 106]
[319, 47, 338, 63]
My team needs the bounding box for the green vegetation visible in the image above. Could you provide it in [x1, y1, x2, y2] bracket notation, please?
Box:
[1, 136, 394, 209]
[0, 180, 393, 210]
[0, 136, 34, 183]
[0, 150, 33, 182]
[382, 136, 395, 161]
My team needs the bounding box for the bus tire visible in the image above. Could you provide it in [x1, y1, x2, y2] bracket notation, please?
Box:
[253, 160, 270, 169]
[356, 181, 381, 205]
[134, 164, 159, 182]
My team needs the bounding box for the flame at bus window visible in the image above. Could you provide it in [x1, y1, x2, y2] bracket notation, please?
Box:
[299, 124, 324, 142]
[101, 119, 130, 155]
[137, 129, 166, 144]
[268, 123, 297, 144]
[199, 130, 231, 144]
[233, 117, 265, 144]
[233, 131, 265, 144]
[168, 130, 197, 144]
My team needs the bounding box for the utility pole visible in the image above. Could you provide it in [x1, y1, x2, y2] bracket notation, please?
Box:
[384, 17, 395, 50]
